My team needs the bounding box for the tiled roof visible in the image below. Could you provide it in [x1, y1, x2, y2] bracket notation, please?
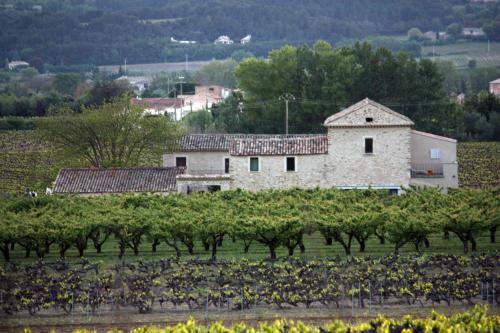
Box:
[54, 167, 181, 194]
[229, 136, 328, 156]
[175, 134, 324, 152]
[411, 130, 457, 143]
[132, 98, 184, 109]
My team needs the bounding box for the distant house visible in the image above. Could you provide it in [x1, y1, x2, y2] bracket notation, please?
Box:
[462, 27, 485, 37]
[132, 97, 184, 119]
[115, 76, 150, 92]
[489, 79, 500, 95]
[53, 168, 181, 195]
[214, 35, 233, 45]
[423, 31, 437, 41]
[170, 37, 196, 44]
[178, 85, 232, 114]
[240, 35, 252, 44]
[7, 60, 29, 70]
[456, 93, 466, 104]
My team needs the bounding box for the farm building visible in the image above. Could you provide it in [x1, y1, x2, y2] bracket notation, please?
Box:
[132, 97, 184, 119]
[55, 98, 459, 195]
[489, 78, 500, 96]
[53, 168, 180, 195]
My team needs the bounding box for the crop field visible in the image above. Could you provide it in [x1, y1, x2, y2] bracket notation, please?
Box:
[458, 142, 500, 188]
[0, 131, 84, 194]
[422, 42, 500, 68]
[99, 60, 212, 75]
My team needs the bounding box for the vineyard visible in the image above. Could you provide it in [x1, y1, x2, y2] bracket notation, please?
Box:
[458, 142, 500, 188]
[0, 131, 75, 194]
[0, 188, 498, 263]
[0, 255, 498, 316]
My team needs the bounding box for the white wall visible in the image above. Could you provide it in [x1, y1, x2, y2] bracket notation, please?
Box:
[163, 152, 229, 173]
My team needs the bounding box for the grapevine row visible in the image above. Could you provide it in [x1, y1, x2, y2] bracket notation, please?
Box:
[1, 255, 498, 315]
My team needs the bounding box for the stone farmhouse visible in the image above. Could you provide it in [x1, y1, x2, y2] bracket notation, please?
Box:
[54, 99, 458, 195]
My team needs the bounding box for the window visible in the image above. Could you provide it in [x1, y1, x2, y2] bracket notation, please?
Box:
[364, 138, 373, 154]
[389, 189, 399, 196]
[286, 156, 296, 172]
[430, 148, 441, 159]
[249, 157, 259, 172]
[365, 117, 373, 123]
[224, 158, 230, 174]
[175, 157, 187, 168]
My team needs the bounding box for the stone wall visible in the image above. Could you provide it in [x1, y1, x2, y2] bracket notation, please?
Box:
[325, 126, 412, 188]
[230, 154, 329, 191]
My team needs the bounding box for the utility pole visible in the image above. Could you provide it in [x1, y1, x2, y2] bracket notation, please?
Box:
[124, 58, 127, 75]
[178, 76, 185, 121]
[279, 93, 295, 135]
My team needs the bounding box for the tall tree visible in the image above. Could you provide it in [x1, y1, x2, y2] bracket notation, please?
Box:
[36, 96, 182, 167]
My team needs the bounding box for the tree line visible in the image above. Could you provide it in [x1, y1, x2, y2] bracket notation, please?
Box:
[1, 0, 497, 66]
[0, 187, 498, 262]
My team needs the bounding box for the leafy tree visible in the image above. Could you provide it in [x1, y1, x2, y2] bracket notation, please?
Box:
[36, 96, 182, 167]
[384, 188, 444, 253]
[439, 189, 491, 253]
[52, 73, 82, 96]
[194, 59, 237, 88]
[407, 27, 423, 41]
[446, 23, 463, 39]
[85, 80, 132, 106]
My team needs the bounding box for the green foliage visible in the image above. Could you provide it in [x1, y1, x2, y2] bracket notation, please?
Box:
[52, 73, 82, 96]
[193, 59, 237, 87]
[1, 1, 488, 66]
[446, 23, 463, 39]
[35, 97, 182, 167]
[229, 41, 445, 134]
[0, 188, 498, 262]
[407, 28, 423, 41]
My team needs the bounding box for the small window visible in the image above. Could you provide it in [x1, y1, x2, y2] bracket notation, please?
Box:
[364, 138, 373, 154]
[389, 189, 399, 195]
[366, 117, 373, 123]
[224, 158, 230, 174]
[176, 157, 187, 168]
[430, 148, 441, 159]
[249, 157, 259, 172]
[286, 157, 296, 172]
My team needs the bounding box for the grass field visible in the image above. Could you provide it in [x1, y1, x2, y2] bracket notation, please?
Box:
[99, 60, 212, 76]
[422, 42, 500, 68]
